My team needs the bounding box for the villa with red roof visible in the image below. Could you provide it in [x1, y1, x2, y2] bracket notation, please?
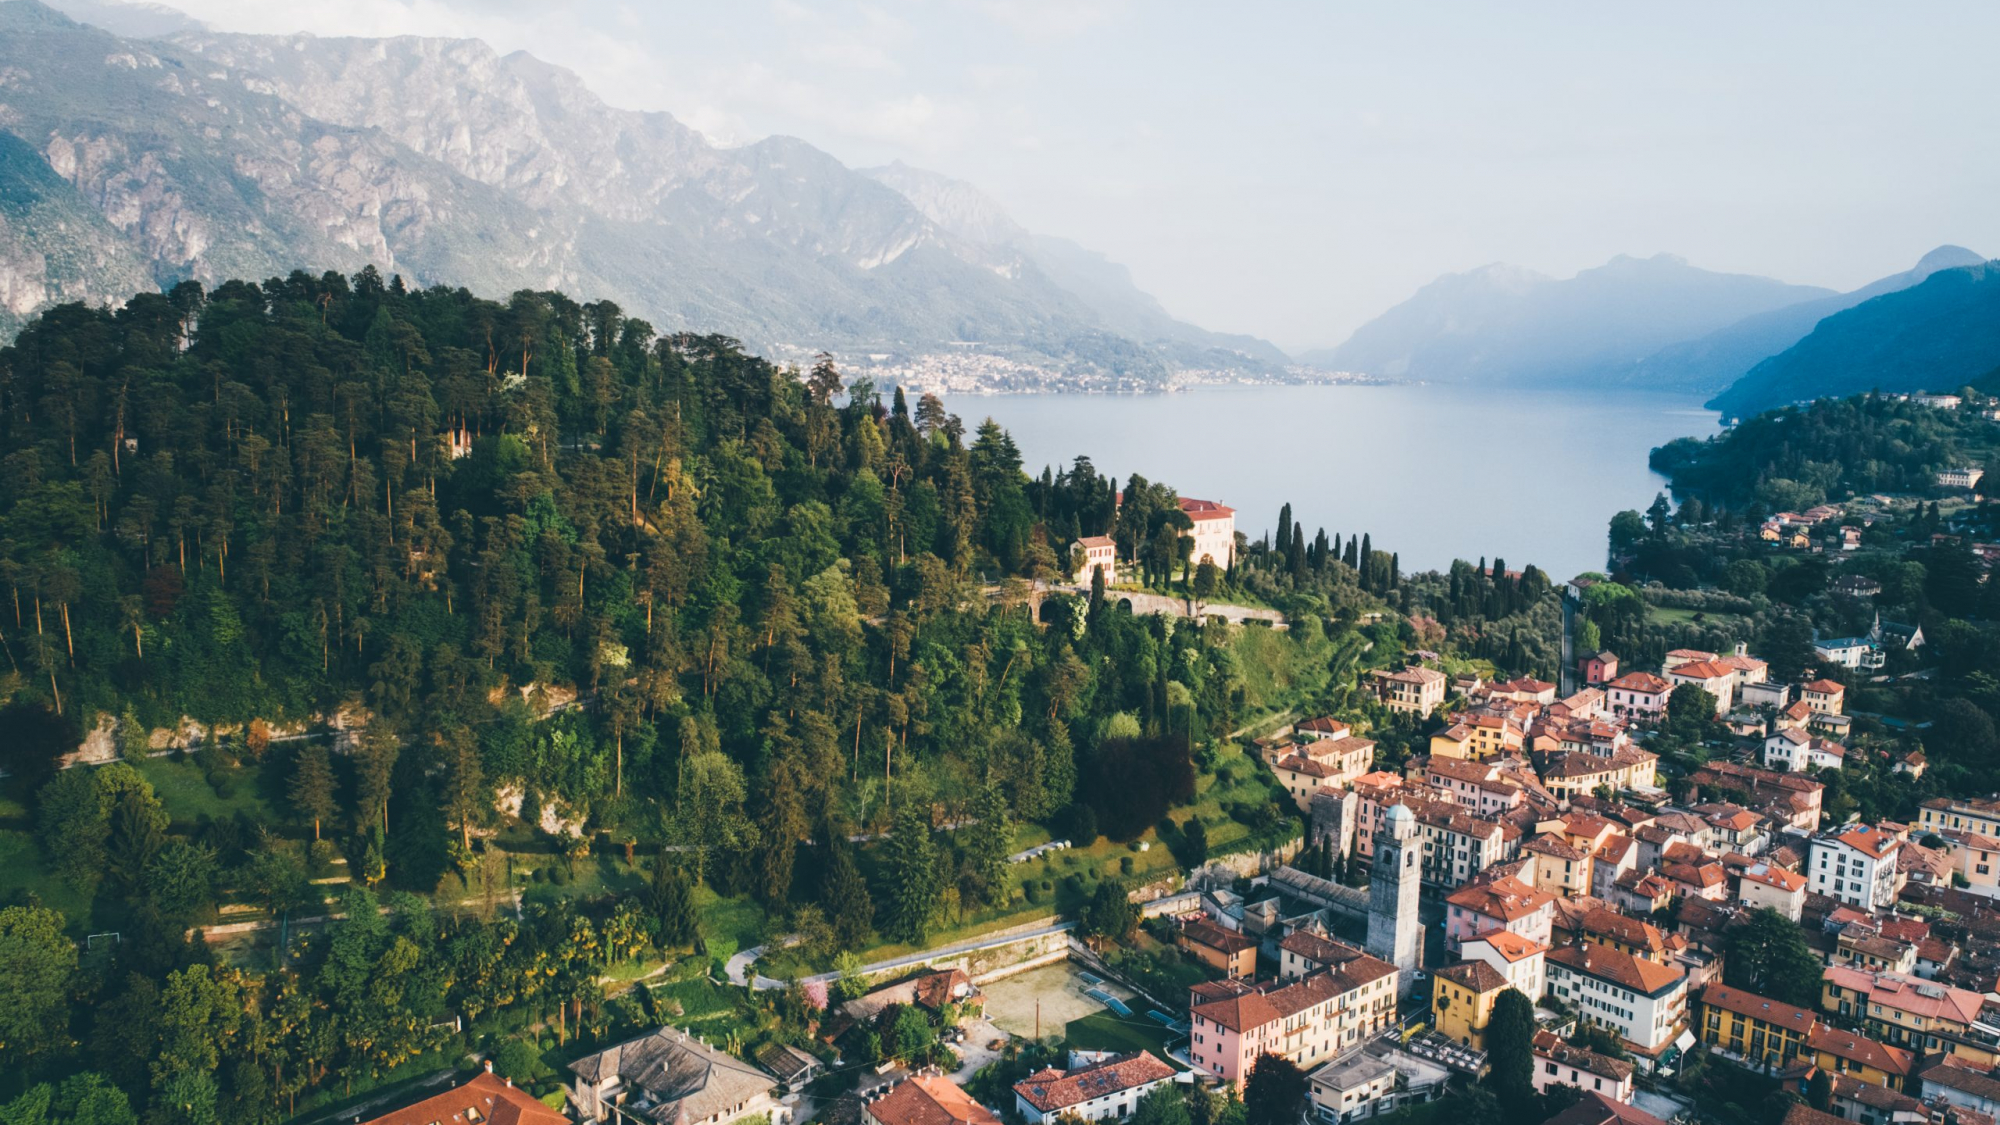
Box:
[1178, 497, 1236, 568]
[1075, 536, 1116, 586]
[1605, 672, 1672, 721]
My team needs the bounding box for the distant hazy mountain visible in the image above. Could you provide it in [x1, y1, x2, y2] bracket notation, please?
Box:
[1306, 253, 1833, 386]
[1618, 245, 1987, 394]
[1707, 261, 2000, 417]
[860, 162, 1288, 368]
[0, 1, 1273, 380]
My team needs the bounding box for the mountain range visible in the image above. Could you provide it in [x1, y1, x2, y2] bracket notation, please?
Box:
[0, 0, 1279, 382]
[1301, 253, 1836, 387]
[1308, 246, 2000, 412]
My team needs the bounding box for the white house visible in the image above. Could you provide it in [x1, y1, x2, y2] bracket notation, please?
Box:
[1014, 1052, 1178, 1125]
[1663, 659, 1737, 716]
[1809, 825, 1902, 910]
[1762, 729, 1847, 773]
[1544, 945, 1689, 1062]
[1738, 862, 1807, 921]
[1462, 930, 1547, 1002]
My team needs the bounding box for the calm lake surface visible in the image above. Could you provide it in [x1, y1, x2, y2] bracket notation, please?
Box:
[940, 383, 1720, 581]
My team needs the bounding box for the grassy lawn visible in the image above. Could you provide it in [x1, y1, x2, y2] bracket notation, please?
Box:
[132, 756, 280, 828]
[1064, 1010, 1176, 1055]
[1229, 625, 1330, 716]
[0, 828, 98, 934]
[1645, 605, 1744, 630]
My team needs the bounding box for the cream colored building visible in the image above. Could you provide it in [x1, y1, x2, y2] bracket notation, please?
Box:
[1178, 498, 1236, 568]
[1373, 666, 1447, 717]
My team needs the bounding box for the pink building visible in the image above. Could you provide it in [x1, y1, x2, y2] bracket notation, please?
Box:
[1186, 955, 1399, 1084]
[1604, 672, 1671, 721]
[1581, 651, 1620, 688]
[1443, 876, 1555, 955]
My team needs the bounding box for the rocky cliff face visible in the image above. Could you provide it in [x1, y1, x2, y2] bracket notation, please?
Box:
[0, 2, 1278, 379]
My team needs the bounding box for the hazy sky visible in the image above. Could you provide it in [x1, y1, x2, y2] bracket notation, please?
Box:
[100, 0, 2000, 352]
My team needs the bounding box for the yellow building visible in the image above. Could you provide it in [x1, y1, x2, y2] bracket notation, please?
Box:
[1432, 959, 1509, 1050]
[1430, 715, 1524, 761]
[1698, 984, 1817, 1070]
[1807, 1024, 1914, 1090]
[1822, 966, 1987, 1059]
[1581, 908, 1674, 964]
[1521, 835, 1591, 898]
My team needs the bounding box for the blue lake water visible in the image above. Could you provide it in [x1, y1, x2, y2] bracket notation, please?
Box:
[940, 383, 1720, 580]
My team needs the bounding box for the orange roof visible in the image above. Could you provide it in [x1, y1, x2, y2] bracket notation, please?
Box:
[1297, 717, 1351, 736]
[1547, 943, 1684, 996]
[1803, 679, 1845, 695]
[870, 1076, 1003, 1125]
[361, 1072, 566, 1125]
[1741, 863, 1806, 892]
[1832, 825, 1901, 860]
[1447, 876, 1554, 922]
[1807, 1025, 1914, 1077]
[1015, 1052, 1177, 1113]
[1700, 983, 1816, 1033]
[1607, 672, 1670, 694]
[1671, 660, 1736, 680]
[1468, 929, 1546, 962]
[1436, 959, 1509, 993]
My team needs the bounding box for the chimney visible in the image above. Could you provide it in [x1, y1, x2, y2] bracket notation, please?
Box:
[485, 1058, 495, 1073]
[505, 1077, 513, 1088]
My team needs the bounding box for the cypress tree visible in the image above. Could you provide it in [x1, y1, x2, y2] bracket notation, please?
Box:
[1276, 503, 1292, 560]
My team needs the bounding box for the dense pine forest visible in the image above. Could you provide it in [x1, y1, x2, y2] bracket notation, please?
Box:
[0, 269, 1377, 1122]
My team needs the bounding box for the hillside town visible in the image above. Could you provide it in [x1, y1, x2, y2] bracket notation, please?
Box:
[329, 591, 2000, 1125]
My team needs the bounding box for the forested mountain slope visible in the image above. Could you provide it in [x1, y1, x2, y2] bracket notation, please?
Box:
[1708, 261, 2000, 416]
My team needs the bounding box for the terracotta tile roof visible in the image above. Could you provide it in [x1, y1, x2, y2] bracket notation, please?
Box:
[1525, 835, 1589, 861]
[869, 1075, 1002, 1125]
[1547, 943, 1685, 997]
[1447, 876, 1554, 922]
[1297, 717, 1350, 737]
[1076, 536, 1115, 549]
[1808, 1025, 1914, 1077]
[1802, 680, 1845, 695]
[1666, 649, 1718, 662]
[1014, 1052, 1176, 1113]
[1274, 753, 1339, 778]
[1700, 984, 1816, 1033]
[1922, 1059, 2000, 1101]
[1741, 863, 1806, 892]
[1543, 1091, 1668, 1125]
[1607, 672, 1670, 694]
[1181, 919, 1257, 955]
[1822, 966, 1983, 1025]
[1830, 825, 1900, 860]
[1189, 957, 1394, 1034]
[1532, 1030, 1635, 1082]
[1595, 834, 1637, 864]
[1178, 498, 1235, 521]
[1467, 929, 1546, 962]
[1278, 929, 1368, 969]
[1582, 908, 1668, 954]
[1781, 1105, 1849, 1125]
[361, 1073, 566, 1125]
[1435, 959, 1509, 993]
